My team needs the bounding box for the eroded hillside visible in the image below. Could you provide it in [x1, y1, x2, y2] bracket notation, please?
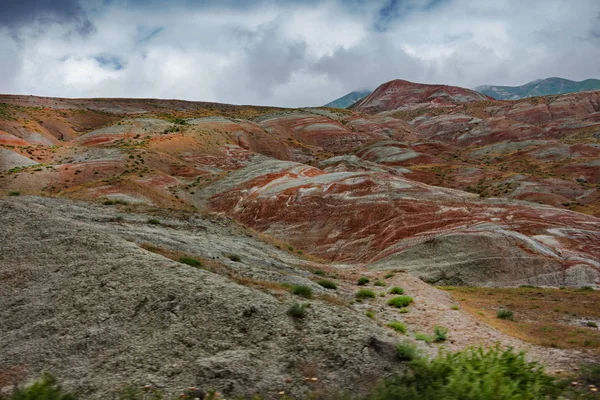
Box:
[1, 86, 600, 396]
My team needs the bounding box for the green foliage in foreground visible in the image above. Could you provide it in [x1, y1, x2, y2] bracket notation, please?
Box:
[4, 348, 590, 400]
[1, 373, 76, 400]
[367, 346, 566, 400]
[395, 341, 423, 362]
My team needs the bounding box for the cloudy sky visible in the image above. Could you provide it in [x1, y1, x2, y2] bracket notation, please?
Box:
[0, 0, 599, 107]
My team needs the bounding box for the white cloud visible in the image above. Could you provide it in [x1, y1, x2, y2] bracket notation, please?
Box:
[0, 0, 598, 106]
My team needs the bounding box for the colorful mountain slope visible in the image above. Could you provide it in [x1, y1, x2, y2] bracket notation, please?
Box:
[1, 88, 599, 289]
[352, 79, 492, 114]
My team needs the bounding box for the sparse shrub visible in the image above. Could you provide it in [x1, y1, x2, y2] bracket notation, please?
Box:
[163, 126, 180, 134]
[316, 279, 337, 290]
[171, 118, 188, 125]
[287, 245, 294, 251]
[398, 308, 410, 314]
[8, 191, 20, 196]
[2, 373, 76, 400]
[314, 270, 325, 276]
[388, 296, 413, 308]
[384, 272, 395, 279]
[374, 280, 385, 287]
[497, 309, 514, 320]
[115, 215, 124, 222]
[103, 199, 116, 205]
[227, 254, 241, 262]
[580, 286, 595, 292]
[288, 302, 309, 319]
[387, 321, 407, 334]
[370, 346, 561, 399]
[357, 277, 370, 286]
[291, 285, 313, 299]
[178, 256, 202, 267]
[389, 287, 404, 295]
[395, 340, 422, 361]
[366, 311, 375, 319]
[433, 326, 448, 342]
[147, 218, 160, 225]
[451, 305, 460, 310]
[415, 332, 433, 343]
[356, 289, 376, 300]
[586, 321, 598, 328]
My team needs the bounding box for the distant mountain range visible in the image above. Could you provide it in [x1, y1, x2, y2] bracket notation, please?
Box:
[323, 90, 372, 108]
[474, 77, 600, 100]
[325, 78, 600, 108]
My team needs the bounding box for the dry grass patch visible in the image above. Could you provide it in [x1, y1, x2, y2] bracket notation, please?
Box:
[138, 242, 288, 294]
[440, 286, 600, 352]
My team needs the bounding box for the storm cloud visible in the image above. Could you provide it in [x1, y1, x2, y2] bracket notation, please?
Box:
[0, 0, 93, 35]
[0, 0, 598, 107]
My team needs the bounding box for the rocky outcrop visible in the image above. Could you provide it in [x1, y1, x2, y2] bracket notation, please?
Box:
[0, 197, 399, 398]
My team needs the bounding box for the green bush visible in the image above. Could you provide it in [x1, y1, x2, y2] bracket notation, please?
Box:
[433, 326, 448, 342]
[388, 296, 413, 308]
[316, 279, 337, 290]
[366, 311, 375, 319]
[227, 254, 241, 262]
[395, 341, 422, 362]
[357, 277, 370, 286]
[2, 373, 76, 400]
[291, 285, 313, 299]
[147, 218, 160, 225]
[288, 302, 309, 319]
[496, 309, 514, 320]
[387, 321, 407, 334]
[178, 256, 202, 267]
[374, 280, 385, 287]
[384, 272, 395, 279]
[356, 289, 376, 300]
[366, 346, 562, 400]
[389, 287, 404, 295]
[8, 191, 21, 196]
[314, 270, 326, 276]
[415, 332, 433, 343]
